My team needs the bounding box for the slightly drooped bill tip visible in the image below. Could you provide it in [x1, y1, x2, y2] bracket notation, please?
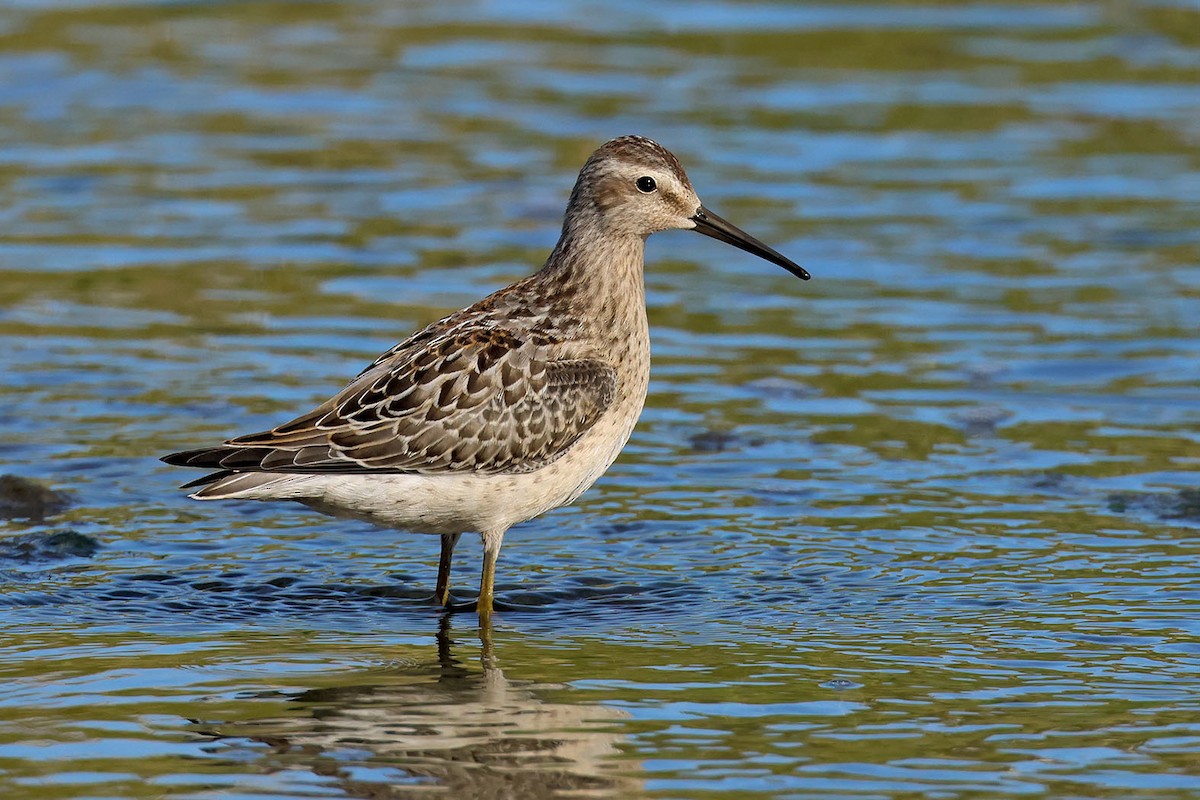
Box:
[690, 206, 810, 281]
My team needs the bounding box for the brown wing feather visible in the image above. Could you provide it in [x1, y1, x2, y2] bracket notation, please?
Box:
[162, 325, 617, 476]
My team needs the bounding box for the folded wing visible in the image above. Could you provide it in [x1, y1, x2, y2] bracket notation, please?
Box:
[162, 326, 617, 476]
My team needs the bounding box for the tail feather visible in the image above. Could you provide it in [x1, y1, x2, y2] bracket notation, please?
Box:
[188, 471, 302, 500]
[180, 470, 236, 490]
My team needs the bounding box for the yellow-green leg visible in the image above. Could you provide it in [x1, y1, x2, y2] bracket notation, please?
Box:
[434, 533, 461, 607]
[477, 527, 506, 625]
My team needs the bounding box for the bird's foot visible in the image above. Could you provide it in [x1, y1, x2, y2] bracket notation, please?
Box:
[445, 598, 521, 615]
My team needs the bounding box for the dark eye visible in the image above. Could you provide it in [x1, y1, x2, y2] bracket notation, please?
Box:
[635, 176, 657, 193]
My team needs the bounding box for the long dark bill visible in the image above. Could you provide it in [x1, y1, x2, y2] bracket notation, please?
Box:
[690, 206, 810, 281]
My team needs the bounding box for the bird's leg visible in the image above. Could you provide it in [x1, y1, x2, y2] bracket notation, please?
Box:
[434, 533, 462, 607]
[477, 527, 506, 625]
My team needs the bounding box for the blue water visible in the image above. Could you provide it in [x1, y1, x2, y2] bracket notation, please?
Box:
[1, 0, 1198, 797]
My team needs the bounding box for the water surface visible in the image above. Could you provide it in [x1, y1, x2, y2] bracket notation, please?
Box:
[1, 0, 1199, 797]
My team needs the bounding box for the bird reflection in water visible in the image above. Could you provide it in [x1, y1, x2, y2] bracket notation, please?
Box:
[188, 616, 636, 798]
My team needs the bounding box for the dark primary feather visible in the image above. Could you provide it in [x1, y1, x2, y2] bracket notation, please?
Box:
[162, 319, 617, 477]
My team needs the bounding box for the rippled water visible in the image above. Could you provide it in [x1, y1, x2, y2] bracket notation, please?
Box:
[2, 1, 1199, 797]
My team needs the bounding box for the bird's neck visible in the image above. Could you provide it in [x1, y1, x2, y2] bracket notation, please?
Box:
[537, 219, 647, 315]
